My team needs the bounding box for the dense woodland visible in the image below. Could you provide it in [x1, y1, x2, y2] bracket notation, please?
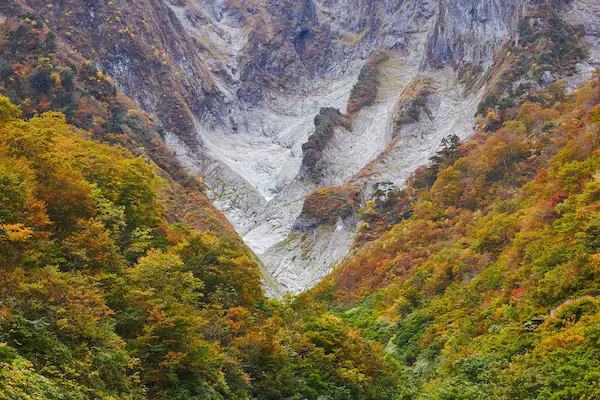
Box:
[2, 4, 600, 400]
[0, 12, 399, 400]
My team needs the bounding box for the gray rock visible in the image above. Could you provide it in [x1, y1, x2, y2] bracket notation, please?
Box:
[542, 70, 556, 85]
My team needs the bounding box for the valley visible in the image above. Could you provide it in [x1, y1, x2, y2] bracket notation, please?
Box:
[2, 0, 600, 398]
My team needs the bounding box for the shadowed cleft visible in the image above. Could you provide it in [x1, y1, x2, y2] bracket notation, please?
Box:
[294, 29, 315, 53]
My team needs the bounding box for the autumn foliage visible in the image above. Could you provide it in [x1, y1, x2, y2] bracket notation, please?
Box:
[0, 94, 401, 399]
[301, 185, 361, 224]
[347, 51, 388, 115]
[314, 70, 600, 398]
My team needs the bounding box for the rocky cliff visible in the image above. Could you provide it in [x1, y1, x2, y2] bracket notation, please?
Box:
[6, 0, 599, 294]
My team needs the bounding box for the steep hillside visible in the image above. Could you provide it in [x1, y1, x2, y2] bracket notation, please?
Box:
[0, 3, 239, 238]
[0, 93, 402, 399]
[313, 45, 600, 400]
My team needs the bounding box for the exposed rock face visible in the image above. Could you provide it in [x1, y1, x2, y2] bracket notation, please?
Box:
[14, 0, 600, 294]
[233, 0, 527, 294]
[562, 0, 600, 84]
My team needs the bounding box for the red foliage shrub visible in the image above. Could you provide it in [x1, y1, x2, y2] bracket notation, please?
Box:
[301, 185, 361, 223]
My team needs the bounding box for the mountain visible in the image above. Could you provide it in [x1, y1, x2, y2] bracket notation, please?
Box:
[2, 0, 600, 398]
[4, 0, 598, 294]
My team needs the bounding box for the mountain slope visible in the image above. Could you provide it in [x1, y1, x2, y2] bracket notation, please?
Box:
[312, 37, 600, 400]
[10, 0, 597, 294]
[2, 0, 531, 293]
[252, 0, 599, 293]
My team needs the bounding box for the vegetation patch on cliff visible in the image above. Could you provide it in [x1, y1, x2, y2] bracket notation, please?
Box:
[477, 7, 587, 131]
[393, 76, 437, 137]
[300, 107, 351, 182]
[300, 51, 389, 183]
[347, 51, 389, 115]
[299, 185, 361, 225]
